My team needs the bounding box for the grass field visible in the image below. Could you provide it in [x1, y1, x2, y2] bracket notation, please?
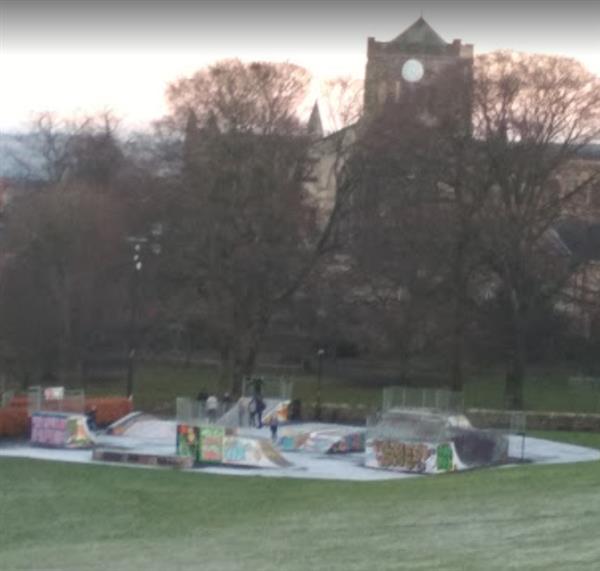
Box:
[79, 362, 600, 416]
[1, 432, 599, 570]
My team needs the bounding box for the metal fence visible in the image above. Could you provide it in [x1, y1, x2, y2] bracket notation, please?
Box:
[382, 386, 464, 414]
[1, 389, 15, 408]
[27, 385, 85, 415]
[367, 409, 453, 442]
[176, 397, 206, 425]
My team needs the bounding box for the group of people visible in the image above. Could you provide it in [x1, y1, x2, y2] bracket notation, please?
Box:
[197, 385, 278, 441]
[247, 395, 279, 441]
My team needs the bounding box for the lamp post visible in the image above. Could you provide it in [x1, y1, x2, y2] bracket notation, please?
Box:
[125, 238, 145, 399]
[125, 223, 162, 399]
[316, 348, 325, 421]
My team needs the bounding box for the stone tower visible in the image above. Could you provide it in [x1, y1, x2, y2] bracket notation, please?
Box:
[363, 17, 474, 127]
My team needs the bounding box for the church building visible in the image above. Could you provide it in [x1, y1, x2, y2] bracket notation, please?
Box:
[305, 17, 600, 337]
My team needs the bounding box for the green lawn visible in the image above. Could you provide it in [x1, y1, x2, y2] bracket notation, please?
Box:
[1, 431, 599, 570]
[79, 361, 600, 416]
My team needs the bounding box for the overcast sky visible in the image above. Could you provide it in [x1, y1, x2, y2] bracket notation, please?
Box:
[1, 0, 599, 132]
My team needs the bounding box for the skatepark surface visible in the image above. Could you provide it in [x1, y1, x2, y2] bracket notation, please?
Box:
[1, 424, 599, 480]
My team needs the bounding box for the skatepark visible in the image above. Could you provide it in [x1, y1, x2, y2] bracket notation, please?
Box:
[1, 383, 599, 481]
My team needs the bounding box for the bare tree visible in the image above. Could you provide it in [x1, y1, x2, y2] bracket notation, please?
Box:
[0, 182, 129, 384]
[473, 51, 600, 408]
[320, 76, 363, 133]
[161, 60, 347, 396]
[17, 112, 124, 185]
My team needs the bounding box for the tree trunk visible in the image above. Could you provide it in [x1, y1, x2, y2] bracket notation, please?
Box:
[223, 347, 245, 399]
[450, 240, 467, 393]
[242, 347, 258, 380]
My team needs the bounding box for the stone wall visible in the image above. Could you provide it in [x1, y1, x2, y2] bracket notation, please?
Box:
[466, 408, 600, 432]
[298, 402, 600, 432]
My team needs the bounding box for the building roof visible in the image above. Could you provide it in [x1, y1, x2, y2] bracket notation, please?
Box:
[307, 101, 324, 139]
[391, 17, 447, 49]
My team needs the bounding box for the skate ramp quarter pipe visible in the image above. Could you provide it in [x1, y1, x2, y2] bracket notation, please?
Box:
[177, 424, 292, 468]
[365, 409, 508, 473]
[278, 424, 365, 454]
[30, 411, 95, 448]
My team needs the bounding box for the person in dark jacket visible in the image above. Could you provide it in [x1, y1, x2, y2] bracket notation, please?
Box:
[256, 396, 266, 428]
[269, 412, 279, 442]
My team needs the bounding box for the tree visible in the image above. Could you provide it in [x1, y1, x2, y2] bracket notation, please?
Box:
[0, 182, 129, 384]
[320, 76, 364, 132]
[15, 112, 125, 186]
[329, 56, 496, 388]
[160, 60, 339, 396]
[473, 52, 600, 408]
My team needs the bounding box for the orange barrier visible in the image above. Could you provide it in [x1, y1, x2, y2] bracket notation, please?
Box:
[0, 408, 29, 437]
[0, 395, 133, 437]
[85, 397, 133, 426]
[7, 395, 28, 408]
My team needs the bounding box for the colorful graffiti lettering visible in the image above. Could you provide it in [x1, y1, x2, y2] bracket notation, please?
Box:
[372, 440, 432, 472]
[329, 432, 366, 454]
[199, 426, 225, 463]
[30, 413, 92, 448]
[176, 424, 200, 460]
[223, 437, 252, 463]
[278, 433, 309, 451]
[436, 443, 454, 471]
[66, 417, 91, 446]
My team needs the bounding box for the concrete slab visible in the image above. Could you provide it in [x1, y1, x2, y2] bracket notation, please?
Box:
[1, 430, 598, 481]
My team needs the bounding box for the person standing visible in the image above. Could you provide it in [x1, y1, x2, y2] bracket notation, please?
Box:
[256, 395, 266, 429]
[206, 394, 218, 424]
[269, 411, 279, 443]
[238, 397, 247, 427]
[197, 389, 208, 418]
[248, 397, 257, 427]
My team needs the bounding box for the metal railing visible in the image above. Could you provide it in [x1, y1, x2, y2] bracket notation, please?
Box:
[382, 386, 464, 414]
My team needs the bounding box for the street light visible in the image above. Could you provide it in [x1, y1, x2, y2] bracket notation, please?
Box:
[316, 348, 325, 421]
[125, 225, 162, 400]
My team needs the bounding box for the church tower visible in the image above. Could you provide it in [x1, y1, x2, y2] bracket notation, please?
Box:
[363, 17, 473, 128]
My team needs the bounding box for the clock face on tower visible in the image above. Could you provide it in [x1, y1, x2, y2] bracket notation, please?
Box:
[401, 59, 424, 83]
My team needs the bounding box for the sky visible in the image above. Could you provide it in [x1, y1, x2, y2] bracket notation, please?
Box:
[1, 0, 599, 132]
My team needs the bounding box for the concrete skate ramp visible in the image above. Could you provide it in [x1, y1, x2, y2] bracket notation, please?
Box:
[366, 409, 508, 473]
[278, 424, 366, 453]
[2, 434, 599, 480]
[452, 428, 509, 465]
[30, 411, 95, 448]
[176, 423, 292, 468]
[221, 435, 292, 468]
[105, 412, 155, 435]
